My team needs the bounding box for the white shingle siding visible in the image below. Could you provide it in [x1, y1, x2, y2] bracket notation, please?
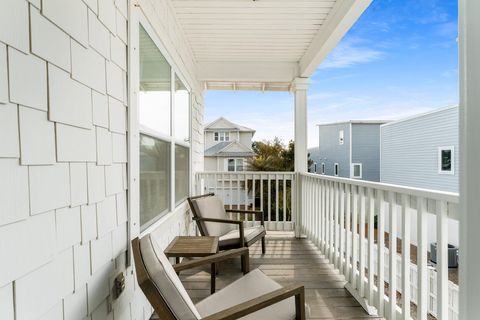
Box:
[43, 0, 89, 46]
[0, 44, 8, 104]
[0, 0, 204, 318]
[29, 164, 71, 215]
[0, 0, 29, 53]
[56, 123, 97, 162]
[71, 41, 107, 93]
[0, 103, 20, 157]
[18, 106, 56, 165]
[0, 160, 29, 226]
[8, 48, 48, 111]
[30, 9, 71, 71]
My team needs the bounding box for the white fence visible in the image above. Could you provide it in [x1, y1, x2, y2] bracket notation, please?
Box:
[195, 172, 296, 231]
[298, 172, 459, 320]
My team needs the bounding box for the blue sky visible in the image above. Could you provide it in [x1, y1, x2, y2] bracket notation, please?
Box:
[204, 0, 458, 147]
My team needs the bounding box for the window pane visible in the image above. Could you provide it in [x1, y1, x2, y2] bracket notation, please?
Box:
[174, 76, 190, 141]
[140, 134, 170, 228]
[354, 165, 361, 177]
[236, 159, 244, 171]
[228, 159, 235, 171]
[441, 149, 452, 171]
[139, 25, 171, 135]
[175, 145, 189, 203]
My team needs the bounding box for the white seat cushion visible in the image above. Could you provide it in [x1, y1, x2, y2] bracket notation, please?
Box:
[191, 196, 236, 236]
[140, 234, 201, 320]
[219, 225, 265, 247]
[195, 269, 296, 320]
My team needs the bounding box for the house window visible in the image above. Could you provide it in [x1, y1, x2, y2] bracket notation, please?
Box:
[339, 130, 344, 145]
[214, 132, 230, 142]
[321, 163, 325, 175]
[334, 163, 339, 176]
[138, 24, 191, 230]
[227, 158, 244, 172]
[352, 163, 362, 179]
[313, 162, 317, 173]
[438, 146, 454, 174]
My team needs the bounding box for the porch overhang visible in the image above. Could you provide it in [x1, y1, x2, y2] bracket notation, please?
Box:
[171, 0, 372, 91]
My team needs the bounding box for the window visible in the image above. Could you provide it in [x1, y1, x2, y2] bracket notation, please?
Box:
[227, 158, 244, 172]
[138, 24, 191, 230]
[313, 162, 317, 173]
[321, 163, 325, 175]
[438, 146, 454, 174]
[334, 163, 339, 176]
[215, 131, 230, 142]
[339, 130, 344, 145]
[352, 163, 362, 179]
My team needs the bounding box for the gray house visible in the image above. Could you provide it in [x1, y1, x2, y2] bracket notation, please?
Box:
[311, 121, 388, 181]
[380, 105, 459, 193]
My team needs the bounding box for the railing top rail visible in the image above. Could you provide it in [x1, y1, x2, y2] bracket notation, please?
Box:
[197, 171, 296, 176]
[300, 172, 459, 204]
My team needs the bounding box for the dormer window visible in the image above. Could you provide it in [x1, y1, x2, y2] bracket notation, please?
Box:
[214, 132, 230, 142]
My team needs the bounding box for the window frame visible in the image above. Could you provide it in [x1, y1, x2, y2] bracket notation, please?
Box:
[215, 131, 230, 142]
[334, 163, 339, 176]
[438, 146, 455, 175]
[321, 163, 325, 175]
[351, 163, 363, 179]
[131, 14, 193, 235]
[227, 158, 245, 172]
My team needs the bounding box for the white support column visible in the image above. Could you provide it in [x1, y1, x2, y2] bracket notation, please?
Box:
[293, 77, 309, 173]
[459, 0, 480, 318]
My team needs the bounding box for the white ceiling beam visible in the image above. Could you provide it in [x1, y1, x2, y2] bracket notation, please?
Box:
[197, 61, 299, 83]
[299, 0, 372, 77]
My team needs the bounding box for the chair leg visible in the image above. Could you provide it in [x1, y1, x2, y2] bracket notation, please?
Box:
[261, 236, 266, 254]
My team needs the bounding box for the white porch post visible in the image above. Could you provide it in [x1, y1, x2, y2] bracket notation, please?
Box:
[293, 77, 310, 172]
[459, 0, 480, 318]
[293, 77, 309, 238]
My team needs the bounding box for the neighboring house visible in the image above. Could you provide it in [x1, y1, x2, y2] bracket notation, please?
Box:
[311, 121, 388, 181]
[204, 117, 255, 205]
[381, 105, 459, 193]
[381, 105, 459, 246]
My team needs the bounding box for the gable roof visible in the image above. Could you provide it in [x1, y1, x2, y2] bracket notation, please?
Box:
[205, 141, 254, 157]
[205, 117, 255, 133]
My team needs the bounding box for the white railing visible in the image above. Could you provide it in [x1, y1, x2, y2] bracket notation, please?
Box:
[195, 172, 296, 231]
[298, 172, 459, 320]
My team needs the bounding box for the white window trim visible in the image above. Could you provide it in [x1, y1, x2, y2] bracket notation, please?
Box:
[334, 163, 339, 176]
[129, 9, 193, 239]
[226, 158, 244, 172]
[215, 131, 230, 142]
[438, 146, 455, 175]
[351, 163, 363, 179]
[321, 163, 325, 175]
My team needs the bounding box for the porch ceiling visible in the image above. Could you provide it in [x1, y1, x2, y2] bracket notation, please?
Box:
[171, 0, 372, 91]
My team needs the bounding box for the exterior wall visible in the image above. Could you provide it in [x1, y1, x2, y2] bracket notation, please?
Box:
[239, 131, 254, 148]
[381, 106, 459, 193]
[351, 124, 382, 181]
[204, 157, 218, 171]
[0, 1, 203, 320]
[308, 147, 321, 173]
[317, 123, 351, 177]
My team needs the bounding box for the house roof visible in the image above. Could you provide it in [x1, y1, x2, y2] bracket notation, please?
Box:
[205, 117, 256, 133]
[205, 141, 255, 157]
[316, 120, 389, 127]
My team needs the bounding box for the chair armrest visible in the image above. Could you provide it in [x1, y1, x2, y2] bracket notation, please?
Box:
[225, 209, 264, 225]
[192, 217, 245, 247]
[202, 284, 305, 320]
[173, 247, 249, 273]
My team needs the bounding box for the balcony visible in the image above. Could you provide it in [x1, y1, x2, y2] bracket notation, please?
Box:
[196, 171, 460, 319]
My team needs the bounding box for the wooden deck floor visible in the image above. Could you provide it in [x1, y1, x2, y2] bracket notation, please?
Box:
[179, 232, 383, 319]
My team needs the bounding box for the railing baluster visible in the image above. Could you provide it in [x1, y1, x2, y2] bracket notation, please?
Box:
[417, 197, 428, 320]
[244, 174, 248, 213]
[437, 200, 448, 320]
[325, 180, 330, 255]
[351, 186, 358, 289]
[388, 191, 397, 319]
[283, 176, 287, 226]
[339, 183, 345, 273]
[229, 174, 233, 211]
[359, 187, 366, 297]
[377, 190, 385, 317]
[275, 177, 279, 230]
[368, 188, 375, 305]
[267, 177, 271, 229]
[260, 175, 264, 225]
[401, 194, 411, 320]
[330, 181, 335, 262]
[334, 182, 340, 268]
[237, 174, 241, 219]
[321, 179, 326, 253]
[345, 184, 352, 281]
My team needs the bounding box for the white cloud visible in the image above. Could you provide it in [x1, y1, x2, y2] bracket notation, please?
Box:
[319, 40, 385, 69]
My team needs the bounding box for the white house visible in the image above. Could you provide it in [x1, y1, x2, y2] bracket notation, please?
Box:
[204, 117, 255, 172]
